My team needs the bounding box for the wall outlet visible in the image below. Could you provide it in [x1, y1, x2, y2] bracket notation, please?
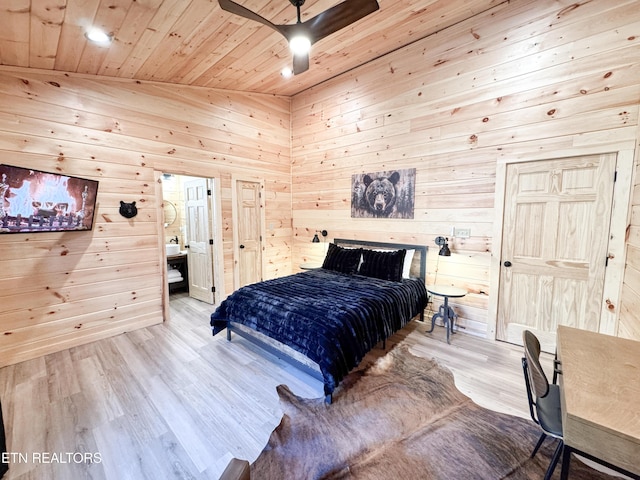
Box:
[453, 227, 471, 238]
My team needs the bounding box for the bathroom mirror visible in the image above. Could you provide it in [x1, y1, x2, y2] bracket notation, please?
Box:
[163, 200, 177, 227]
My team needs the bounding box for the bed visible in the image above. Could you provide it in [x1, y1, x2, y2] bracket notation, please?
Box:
[210, 239, 428, 401]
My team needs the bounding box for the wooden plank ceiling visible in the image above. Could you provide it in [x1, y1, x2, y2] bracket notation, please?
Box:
[0, 0, 502, 96]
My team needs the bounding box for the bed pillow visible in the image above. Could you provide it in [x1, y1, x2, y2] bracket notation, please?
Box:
[322, 243, 362, 274]
[359, 248, 406, 282]
[403, 249, 415, 278]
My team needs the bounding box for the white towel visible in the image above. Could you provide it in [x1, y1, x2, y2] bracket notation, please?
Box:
[168, 276, 183, 283]
[167, 270, 183, 281]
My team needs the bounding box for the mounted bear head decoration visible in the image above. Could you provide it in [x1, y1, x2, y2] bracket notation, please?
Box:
[119, 201, 138, 219]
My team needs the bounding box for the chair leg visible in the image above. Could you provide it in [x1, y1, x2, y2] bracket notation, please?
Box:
[531, 432, 547, 458]
[544, 440, 563, 480]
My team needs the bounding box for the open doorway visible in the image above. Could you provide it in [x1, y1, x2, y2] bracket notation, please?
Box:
[160, 173, 224, 310]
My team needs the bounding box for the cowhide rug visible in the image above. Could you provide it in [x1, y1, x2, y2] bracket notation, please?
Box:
[251, 345, 615, 479]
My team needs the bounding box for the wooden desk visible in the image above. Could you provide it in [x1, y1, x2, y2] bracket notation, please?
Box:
[556, 326, 640, 479]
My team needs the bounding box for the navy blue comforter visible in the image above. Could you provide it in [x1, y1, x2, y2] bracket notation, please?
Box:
[210, 269, 427, 395]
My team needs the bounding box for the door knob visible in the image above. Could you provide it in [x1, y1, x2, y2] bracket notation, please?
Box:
[503, 260, 512, 267]
[239, 244, 245, 249]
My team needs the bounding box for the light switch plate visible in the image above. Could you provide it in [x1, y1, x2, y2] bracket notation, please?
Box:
[453, 227, 471, 238]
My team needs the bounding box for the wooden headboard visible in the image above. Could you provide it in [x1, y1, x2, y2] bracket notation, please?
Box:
[333, 238, 427, 282]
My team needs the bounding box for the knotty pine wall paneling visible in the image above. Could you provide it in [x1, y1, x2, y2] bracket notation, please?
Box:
[0, 68, 292, 366]
[620, 131, 640, 341]
[291, 0, 640, 339]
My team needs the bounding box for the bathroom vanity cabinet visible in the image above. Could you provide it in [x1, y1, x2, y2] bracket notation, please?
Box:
[167, 253, 189, 293]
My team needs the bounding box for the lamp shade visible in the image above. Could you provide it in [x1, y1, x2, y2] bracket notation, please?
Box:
[435, 236, 451, 256]
[311, 229, 328, 243]
[438, 243, 451, 256]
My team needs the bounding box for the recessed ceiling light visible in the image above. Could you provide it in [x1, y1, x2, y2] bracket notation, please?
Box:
[85, 28, 113, 44]
[281, 67, 293, 78]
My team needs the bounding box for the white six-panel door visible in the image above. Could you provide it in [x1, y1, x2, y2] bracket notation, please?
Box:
[185, 177, 214, 304]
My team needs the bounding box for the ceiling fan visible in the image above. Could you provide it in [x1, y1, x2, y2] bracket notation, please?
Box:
[218, 0, 380, 75]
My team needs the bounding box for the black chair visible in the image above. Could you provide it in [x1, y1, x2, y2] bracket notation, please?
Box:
[521, 330, 564, 480]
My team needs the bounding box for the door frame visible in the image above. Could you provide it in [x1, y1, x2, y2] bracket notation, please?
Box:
[488, 147, 635, 340]
[155, 171, 225, 321]
[231, 174, 266, 290]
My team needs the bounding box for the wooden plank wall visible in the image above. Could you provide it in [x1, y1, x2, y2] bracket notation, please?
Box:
[0, 68, 291, 366]
[291, 0, 640, 339]
[622, 143, 640, 340]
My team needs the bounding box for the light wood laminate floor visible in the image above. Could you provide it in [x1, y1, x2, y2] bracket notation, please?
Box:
[0, 293, 549, 479]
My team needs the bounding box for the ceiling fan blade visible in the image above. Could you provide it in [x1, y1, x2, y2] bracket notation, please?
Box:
[292, 52, 310, 75]
[218, 0, 286, 37]
[304, 0, 379, 44]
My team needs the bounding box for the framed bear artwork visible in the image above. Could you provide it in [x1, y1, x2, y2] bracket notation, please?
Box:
[351, 168, 415, 219]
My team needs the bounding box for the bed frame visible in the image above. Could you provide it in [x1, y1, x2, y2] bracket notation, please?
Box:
[226, 239, 428, 402]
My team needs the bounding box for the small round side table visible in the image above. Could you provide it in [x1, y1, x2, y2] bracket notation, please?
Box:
[426, 284, 467, 344]
[299, 263, 321, 270]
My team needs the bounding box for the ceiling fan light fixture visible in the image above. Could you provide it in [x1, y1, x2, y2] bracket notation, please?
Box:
[289, 35, 311, 56]
[218, 0, 380, 74]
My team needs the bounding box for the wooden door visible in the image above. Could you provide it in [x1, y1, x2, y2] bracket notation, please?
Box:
[184, 178, 214, 304]
[235, 180, 263, 288]
[497, 154, 617, 352]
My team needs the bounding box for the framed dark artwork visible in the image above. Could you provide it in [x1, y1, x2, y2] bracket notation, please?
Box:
[0, 164, 99, 234]
[351, 168, 415, 219]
